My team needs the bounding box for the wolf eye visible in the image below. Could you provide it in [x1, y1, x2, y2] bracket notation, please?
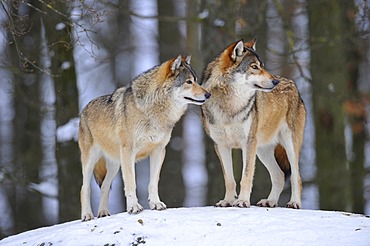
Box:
[186, 80, 193, 84]
[251, 64, 259, 70]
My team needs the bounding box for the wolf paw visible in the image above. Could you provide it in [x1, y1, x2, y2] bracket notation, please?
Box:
[257, 199, 277, 208]
[286, 201, 301, 209]
[97, 209, 110, 218]
[81, 213, 94, 222]
[149, 201, 167, 211]
[128, 203, 144, 214]
[233, 200, 250, 208]
[215, 199, 235, 207]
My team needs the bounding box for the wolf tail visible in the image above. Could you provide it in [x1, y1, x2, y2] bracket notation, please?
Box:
[93, 158, 107, 187]
[274, 144, 291, 177]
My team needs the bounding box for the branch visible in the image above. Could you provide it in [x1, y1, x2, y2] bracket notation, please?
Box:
[1, 0, 104, 74]
[127, 9, 198, 22]
[2, 1, 47, 73]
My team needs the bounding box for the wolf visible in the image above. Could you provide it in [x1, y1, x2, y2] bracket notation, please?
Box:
[79, 55, 211, 221]
[201, 39, 306, 209]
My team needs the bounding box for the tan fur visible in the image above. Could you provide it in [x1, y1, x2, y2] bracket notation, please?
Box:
[274, 144, 290, 174]
[201, 39, 306, 209]
[94, 158, 107, 187]
[79, 55, 210, 221]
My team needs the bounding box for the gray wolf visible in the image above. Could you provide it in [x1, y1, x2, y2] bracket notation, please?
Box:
[201, 39, 306, 209]
[79, 55, 211, 221]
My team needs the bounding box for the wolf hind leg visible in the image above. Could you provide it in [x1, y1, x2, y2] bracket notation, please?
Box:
[81, 145, 102, 221]
[97, 158, 120, 218]
[256, 145, 285, 208]
[281, 137, 302, 209]
[214, 144, 237, 207]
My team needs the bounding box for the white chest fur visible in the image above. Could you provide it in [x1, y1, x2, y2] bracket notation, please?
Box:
[208, 115, 253, 149]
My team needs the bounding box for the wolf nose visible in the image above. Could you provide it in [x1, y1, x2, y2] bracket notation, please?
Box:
[272, 79, 280, 86]
[205, 92, 211, 99]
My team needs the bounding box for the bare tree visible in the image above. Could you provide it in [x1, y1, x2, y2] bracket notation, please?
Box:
[4, 0, 44, 234]
[157, 0, 185, 208]
[40, 1, 80, 222]
[308, 0, 365, 212]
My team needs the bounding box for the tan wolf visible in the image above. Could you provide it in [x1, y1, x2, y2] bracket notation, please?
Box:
[79, 55, 211, 221]
[201, 39, 306, 209]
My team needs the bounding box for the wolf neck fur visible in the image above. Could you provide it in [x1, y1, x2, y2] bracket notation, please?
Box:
[130, 68, 187, 125]
[205, 75, 256, 123]
[208, 75, 256, 103]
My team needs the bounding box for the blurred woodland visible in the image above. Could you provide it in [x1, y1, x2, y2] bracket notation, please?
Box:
[0, 0, 369, 239]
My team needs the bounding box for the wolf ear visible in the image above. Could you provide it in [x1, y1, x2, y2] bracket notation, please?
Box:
[171, 55, 182, 72]
[185, 55, 191, 65]
[231, 40, 244, 61]
[244, 37, 257, 50]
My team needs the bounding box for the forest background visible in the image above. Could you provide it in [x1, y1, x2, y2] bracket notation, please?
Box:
[0, 0, 369, 239]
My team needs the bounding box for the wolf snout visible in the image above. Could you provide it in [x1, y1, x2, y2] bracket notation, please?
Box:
[272, 79, 280, 86]
[205, 92, 211, 99]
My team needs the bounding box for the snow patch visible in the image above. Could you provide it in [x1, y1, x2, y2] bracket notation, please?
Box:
[61, 61, 71, 70]
[55, 22, 66, 31]
[1, 207, 369, 246]
[56, 118, 79, 142]
[28, 182, 58, 198]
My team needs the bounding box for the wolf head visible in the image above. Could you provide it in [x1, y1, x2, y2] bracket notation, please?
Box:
[202, 38, 279, 92]
[168, 55, 211, 105]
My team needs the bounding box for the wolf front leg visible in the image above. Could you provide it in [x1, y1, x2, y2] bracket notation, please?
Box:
[234, 138, 257, 208]
[148, 144, 167, 210]
[120, 146, 143, 214]
[214, 144, 237, 207]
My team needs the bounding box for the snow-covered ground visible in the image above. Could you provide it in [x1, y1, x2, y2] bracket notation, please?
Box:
[1, 206, 369, 246]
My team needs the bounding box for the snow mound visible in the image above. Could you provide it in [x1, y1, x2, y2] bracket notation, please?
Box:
[1, 206, 369, 246]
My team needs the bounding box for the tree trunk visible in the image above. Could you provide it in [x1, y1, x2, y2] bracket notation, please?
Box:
[157, 0, 185, 207]
[9, 2, 44, 233]
[42, 2, 81, 222]
[308, 0, 353, 211]
[342, 1, 365, 214]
